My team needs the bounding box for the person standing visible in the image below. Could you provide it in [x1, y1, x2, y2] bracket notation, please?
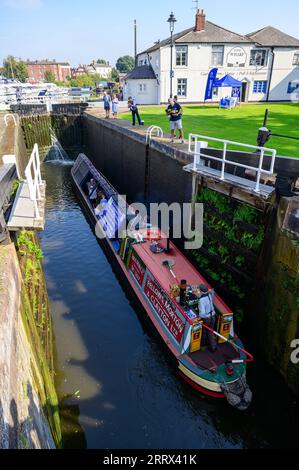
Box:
[103, 91, 111, 119]
[166, 97, 184, 144]
[111, 94, 119, 119]
[197, 284, 217, 352]
[128, 97, 143, 126]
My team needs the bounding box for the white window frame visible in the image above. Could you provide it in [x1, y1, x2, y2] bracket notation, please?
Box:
[293, 53, 299, 66]
[253, 80, 268, 94]
[177, 78, 187, 98]
[176, 46, 188, 67]
[250, 49, 269, 67]
[212, 45, 224, 66]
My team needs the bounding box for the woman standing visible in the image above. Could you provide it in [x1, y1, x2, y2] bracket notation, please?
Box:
[103, 91, 111, 119]
[112, 94, 119, 119]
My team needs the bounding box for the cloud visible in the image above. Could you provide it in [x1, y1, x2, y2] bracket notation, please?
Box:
[3, 0, 42, 9]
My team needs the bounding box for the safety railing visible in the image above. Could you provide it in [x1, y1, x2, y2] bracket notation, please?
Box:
[146, 125, 164, 143]
[25, 143, 44, 220]
[188, 134, 277, 193]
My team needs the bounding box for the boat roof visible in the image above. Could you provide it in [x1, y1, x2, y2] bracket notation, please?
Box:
[133, 236, 232, 316]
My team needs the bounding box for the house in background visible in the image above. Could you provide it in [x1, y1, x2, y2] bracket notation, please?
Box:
[26, 60, 71, 83]
[125, 9, 299, 104]
[85, 61, 112, 78]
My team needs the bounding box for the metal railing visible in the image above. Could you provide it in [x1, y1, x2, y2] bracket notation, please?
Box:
[146, 125, 164, 143]
[4, 114, 17, 127]
[188, 134, 277, 193]
[25, 143, 44, 219]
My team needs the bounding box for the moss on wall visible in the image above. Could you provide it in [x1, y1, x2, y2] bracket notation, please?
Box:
[17, 230, 62, 447]
[190, 187, 268, 323]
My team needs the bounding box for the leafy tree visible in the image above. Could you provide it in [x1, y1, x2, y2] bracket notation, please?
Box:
[3, 56, 28, 82]
[97, 59, 108, 64]
[111, 67, 119, 81]
[45, 70, 56, 83]
[69, 74, 95, 88]
[116, 55, 135, 73]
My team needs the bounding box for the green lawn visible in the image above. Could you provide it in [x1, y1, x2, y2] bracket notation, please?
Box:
[122, 103, 299, 158]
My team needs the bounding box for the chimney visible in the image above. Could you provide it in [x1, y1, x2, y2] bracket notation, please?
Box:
[195, 9, 206, 32]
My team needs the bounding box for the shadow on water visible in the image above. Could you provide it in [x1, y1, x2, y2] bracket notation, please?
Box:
[39, 162, 299, 449]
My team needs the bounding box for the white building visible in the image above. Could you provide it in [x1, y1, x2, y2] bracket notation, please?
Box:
[86, 61, 112, 78]
[124, 9, 299, 104]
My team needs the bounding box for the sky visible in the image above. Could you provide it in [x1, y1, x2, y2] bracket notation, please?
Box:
[0, 0, 299, 67]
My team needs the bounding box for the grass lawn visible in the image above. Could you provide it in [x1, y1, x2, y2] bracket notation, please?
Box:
[122, 103, 299, 158]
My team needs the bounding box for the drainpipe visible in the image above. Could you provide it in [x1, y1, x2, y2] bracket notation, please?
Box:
[266, 48, 275, 102]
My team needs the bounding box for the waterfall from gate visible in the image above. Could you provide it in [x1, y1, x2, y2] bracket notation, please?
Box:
[45, 130, 73, 163]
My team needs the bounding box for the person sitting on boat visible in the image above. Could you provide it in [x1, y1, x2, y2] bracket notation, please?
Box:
[88, 178, 97, 203]
[94, 193, 108, 217]
[198, 284, 218, 353]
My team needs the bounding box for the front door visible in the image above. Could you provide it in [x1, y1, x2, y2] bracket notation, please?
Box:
[241, 82, 248, 102]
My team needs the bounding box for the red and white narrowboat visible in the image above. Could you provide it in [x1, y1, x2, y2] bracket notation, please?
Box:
[71, 154, 253, 410]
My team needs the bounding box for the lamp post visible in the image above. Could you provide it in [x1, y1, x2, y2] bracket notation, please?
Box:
[167, 12, 177, 98]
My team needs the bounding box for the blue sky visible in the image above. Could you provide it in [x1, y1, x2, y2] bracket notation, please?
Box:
[1, 0, 299, 67]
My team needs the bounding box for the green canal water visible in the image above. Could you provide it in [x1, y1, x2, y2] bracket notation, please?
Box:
[39, 162, 299, 449]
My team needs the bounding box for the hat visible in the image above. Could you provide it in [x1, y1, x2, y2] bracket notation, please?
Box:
[199, 284, 209, 294]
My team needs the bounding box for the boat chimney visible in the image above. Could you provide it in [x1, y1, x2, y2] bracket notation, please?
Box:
[165, 226, 172, 253]
[195, 8, 206, 32]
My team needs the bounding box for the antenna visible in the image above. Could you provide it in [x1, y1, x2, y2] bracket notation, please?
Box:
[192, 0, 199, 10]
[134, 20, 137, 67]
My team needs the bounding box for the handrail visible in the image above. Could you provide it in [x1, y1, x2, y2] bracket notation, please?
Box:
[24, 143, 44, 219]
[146, 125, 164, 143]
[188, 134, 277, 193]
[4, 114, 17, 127]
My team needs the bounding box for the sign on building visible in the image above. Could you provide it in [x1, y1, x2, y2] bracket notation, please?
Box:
[227, 47, 247, 67]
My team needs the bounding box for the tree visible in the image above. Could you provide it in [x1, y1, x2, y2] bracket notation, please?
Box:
[111, 67, 119, 82]
[3, 56, 28, 82]
[45, 70, 56, 83]
[116, 55, 135, 73]
[97, 59, 108, 65]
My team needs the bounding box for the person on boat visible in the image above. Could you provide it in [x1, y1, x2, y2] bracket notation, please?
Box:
[198, 284, 217, 353]
[88, 178, 97, 203]
[94, 193, 108, 216]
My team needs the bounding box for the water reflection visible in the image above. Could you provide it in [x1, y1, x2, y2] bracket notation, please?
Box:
[40, 163, 299, 449]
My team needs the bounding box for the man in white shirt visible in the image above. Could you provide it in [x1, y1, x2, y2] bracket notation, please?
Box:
[198, 284, 217, 352]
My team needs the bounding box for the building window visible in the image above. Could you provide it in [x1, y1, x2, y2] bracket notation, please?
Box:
[250, 49, 268, 66]
[139, 83, 147, 93]
[212, 45, 224, 66]
[176, 46, 188, 66]
[253, 81, 268, 93]
[177, 79, 187, 97]
[287, 81, 299, 93]
[293, 53, 299, 66]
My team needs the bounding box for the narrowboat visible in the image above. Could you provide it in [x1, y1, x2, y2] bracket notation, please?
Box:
[71, 154, 254, 411]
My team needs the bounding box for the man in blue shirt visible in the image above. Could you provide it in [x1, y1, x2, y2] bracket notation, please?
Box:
[166, 97, 184, 144]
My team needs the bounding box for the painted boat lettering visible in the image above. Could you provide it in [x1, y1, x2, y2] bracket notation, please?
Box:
[129, 252, 146, 286]
[144, 275, 185, 343]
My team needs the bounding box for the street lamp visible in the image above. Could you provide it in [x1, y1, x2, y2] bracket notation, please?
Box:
[167, 12, 177, 98]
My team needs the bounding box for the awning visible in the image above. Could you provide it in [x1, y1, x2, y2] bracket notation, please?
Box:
[214, 74, 242, 88]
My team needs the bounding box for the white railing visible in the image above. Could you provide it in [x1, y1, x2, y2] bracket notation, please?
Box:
[188, 134, 277, 193]
[25, 143, 44, 219]
[4, 114, 17, 127]
[146, 125, 164, 143]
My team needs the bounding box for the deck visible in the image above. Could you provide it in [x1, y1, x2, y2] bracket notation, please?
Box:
[7, 180, 46, 231]
[183, 163, 275, 200]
